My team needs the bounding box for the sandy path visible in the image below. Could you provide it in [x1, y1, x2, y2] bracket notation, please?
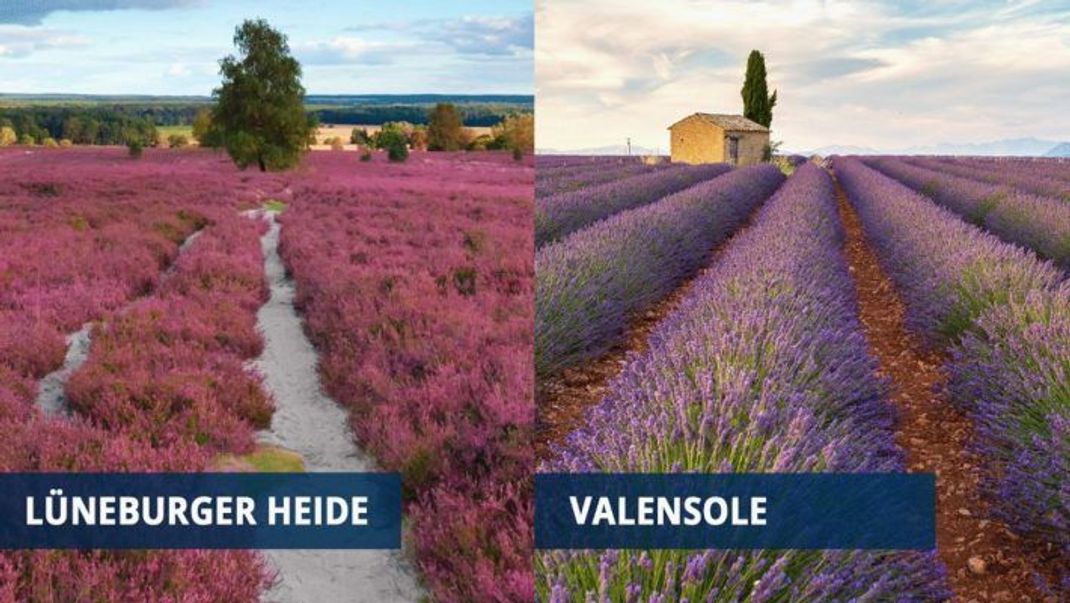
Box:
[34, 227, 203, 417]
[833, 175, 1063, 602]
[34, 324, 92, 416]
[249, 211, 425, 603]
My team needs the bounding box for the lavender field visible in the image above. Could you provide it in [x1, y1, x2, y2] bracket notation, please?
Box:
[535, 155, 1069, 601]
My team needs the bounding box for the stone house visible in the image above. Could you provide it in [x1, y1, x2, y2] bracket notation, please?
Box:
[667, 113, 770, 166]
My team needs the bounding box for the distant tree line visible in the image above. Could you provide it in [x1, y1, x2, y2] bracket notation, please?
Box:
[0, 102, 528, 150]
[347, 104, 534, 161]
[312, 103, 525, 127]
[0, 107, 159, 146]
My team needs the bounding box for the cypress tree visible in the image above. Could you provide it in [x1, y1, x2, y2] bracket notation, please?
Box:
[741, 50, 777, 128]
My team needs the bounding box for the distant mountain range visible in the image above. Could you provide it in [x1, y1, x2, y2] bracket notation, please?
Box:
[799, 137, 1070, 158]
[541, 137, 1070, 158]
[1045, 142, 1070, 157]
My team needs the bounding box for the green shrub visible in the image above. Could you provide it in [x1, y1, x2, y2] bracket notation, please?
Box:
[350, 127, 372, 145]
[379, 129, 409, 162]
[128, 139, 144, 158]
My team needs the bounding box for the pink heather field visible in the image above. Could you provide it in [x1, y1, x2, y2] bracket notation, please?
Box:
[0, 146, 534, 602]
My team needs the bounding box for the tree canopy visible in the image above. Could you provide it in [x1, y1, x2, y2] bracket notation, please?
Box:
[492, 113, 534, 158]
[427, 103, 467, 151]
[741, 50, 777, 128]
[212, 19, 314, 171]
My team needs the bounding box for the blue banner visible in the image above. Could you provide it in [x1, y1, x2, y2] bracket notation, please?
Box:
[535, 473, 935, 550]
[0, 473, 401, 549]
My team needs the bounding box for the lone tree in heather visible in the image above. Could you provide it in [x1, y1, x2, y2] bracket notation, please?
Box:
[741, 49, 777, 128]
[427, 103, 467, 151]
[213, 19, 314, 171]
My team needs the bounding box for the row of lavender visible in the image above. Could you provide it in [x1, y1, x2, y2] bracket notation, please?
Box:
[910, 156, 1070, 200]
[954, 156, 1070, 184]
[535, 165, 784, 376]
[534, 155, 646, 169]
[863, 156, 1070, 269]
[536, 160, 673, 198]
[836, 158, 1069, 553]
[539, 164, 949, 600]
[535, 163, 730, 247]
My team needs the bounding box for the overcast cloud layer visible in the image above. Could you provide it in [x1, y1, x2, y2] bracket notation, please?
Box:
[536, 0, 1070, 153]
[0, 0, 532, 95]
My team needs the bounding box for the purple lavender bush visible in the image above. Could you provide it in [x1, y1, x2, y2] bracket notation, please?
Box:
[835, 158, 1062, 345]
[837, 157, 1069, 559]
[536, 162, 672, 199]
[535, 164, 784, 377]
[948, 285, 1070, 552]
[535, 155, 640, 170]
[538, 164, 949, 601]
[535, 163, 731, 247]
[866, 157, 1070, 269]
[913, 156, 1070, 201]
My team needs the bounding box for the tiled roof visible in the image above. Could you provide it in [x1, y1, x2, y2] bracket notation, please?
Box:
[668, 113, 770, 132]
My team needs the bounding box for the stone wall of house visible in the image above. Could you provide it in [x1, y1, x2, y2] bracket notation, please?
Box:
[669, 115, 769, 166]
[732, 130, 769, 166]
[669, 116, 724, 164]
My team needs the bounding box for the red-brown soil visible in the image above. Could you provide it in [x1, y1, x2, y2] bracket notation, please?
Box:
[834, 175, 1066, 602]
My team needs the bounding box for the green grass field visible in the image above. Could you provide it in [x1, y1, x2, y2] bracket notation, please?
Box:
[158, 125, 194, 138]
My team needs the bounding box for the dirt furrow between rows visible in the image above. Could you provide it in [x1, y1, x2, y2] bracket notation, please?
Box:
[833, 175, 1060, 602]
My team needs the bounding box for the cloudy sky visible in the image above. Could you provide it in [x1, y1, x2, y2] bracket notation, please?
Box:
[536, 0, 1070, 152]
[0, 0, 533, 95]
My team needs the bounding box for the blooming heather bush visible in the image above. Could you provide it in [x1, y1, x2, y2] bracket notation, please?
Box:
[67, 212, 272, 453]
[0, 147, 286, 420]
[835, 158, 1062, 345]
[536, 161, 671, 198]
[836, 158, 1068, 559]
[866, 157, 1070, 269]
[0, 148, 291, 601]
[535, 163, 731, 247]
[535, 164, 784, 377]
[948, 286, 1070, 551]
[277, 161, 533, 601]
[539, 163, 948, 601]
[0, 341, 272, 602]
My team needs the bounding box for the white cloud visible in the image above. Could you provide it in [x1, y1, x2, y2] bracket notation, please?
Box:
[294, 36, 413, 65]
[345, 13, 534, 57]
[536, 0, 1070, 152]
[429, 14, 533, 56]
[0, 25, 88, 57]
[166, 62, 190, 76]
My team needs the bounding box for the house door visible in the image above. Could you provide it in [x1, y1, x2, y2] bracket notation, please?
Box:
[727, 136, 740, 164]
